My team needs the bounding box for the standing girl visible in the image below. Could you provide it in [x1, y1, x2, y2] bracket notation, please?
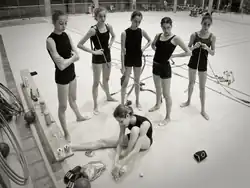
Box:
[181, 13, 216, 120]
[149, 17, 191, 126]
[46, 10, 90, 141]
[77, 7, 117, 115]
[121, 11, 152, 110]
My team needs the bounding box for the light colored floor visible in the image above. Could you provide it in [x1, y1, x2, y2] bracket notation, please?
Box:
[1, 11, 250, 188]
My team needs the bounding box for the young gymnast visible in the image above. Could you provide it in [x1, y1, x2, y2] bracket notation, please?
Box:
[46, 10, 90, 141]
[77, 7, 117, 115]
[71, 104, 153, 179]
[121, 11, 152, 110]
[149, 17, 191, 126]
[180, 13, 216, 120]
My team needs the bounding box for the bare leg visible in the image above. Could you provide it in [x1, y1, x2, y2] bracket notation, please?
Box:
[122, 127, 140, 156]
[198, 71, 209, 120]
[181, 68, 197, 107]
[102, 63, 117, 101]
[133, 67, 142, 110]
[92, 64, 102, 115]
[121, 67, 132, 105]
[57, 83, 70, 141]
[149, 74, 162, 112]
[71, 137, 119, 152]
[112, 136, 151, 179]
[159, 78, 171, 126]
[68, 78, 91, 121]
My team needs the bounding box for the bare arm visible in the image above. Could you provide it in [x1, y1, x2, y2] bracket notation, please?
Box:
[77, 28, 96, 54]
[121, 31, 126, 69]
[68, 34, 79, 56]
[151, 34, 159, 51]
[114, 126, 125, 164]
[141, 29, 152, 52]
[118, 121, 150, 167]
[171, 36, 192, 58]
[107, 24, 116, 48]
[46, 38, 77, 71]
[205, 35, 216, 56]
[188, 33, 197, 51]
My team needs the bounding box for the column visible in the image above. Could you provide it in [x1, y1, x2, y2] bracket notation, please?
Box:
[216, 0, 221, 11]
[72, 0, 75, 14]
[173, 0, 177, 13]
[201, 0, 205, 9]
[92, 0, 99, 8]
[44, 0, 52, 17]
[239, 0, 244, 12]
[130, 0, 136, 10]
[208, 0, 213, 14]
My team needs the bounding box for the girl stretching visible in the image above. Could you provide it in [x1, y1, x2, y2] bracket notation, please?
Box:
[180, 13, 216, 120]
[71, 104, 153, 179]
[46, 10, 90, 142]
[149, 17, 191, 126]
[77, 7, 117, 115]
[121, 11, 152, 110]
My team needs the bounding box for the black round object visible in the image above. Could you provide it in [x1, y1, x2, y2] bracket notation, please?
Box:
[0, 142, 10, 158]
[24, 111, 36, 125]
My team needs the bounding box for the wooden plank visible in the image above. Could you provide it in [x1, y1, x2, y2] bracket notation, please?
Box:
[20, 69, 73, 164]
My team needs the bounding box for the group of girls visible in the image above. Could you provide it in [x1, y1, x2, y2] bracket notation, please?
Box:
[46, 7, 216, 177]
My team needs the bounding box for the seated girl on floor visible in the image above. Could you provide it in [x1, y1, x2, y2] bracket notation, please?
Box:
[71, 104, 153, 179]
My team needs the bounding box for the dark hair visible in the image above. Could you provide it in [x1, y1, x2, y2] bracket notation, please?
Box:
[52, 10, 65, 24]
[161, 17, 172, 26]
[131, 10, 143, 20]
[113, 104, 133, 118]
[94, 7, 107, 20]
[202, 13, 212, 23]
[74, 177, 91, 188]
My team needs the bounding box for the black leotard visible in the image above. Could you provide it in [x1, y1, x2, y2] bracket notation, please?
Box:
[153, 34, 176, 79]
[124, 28, 143, 67]
[47, 32, 76, 85]
[188, 32, 213, 72]
[127, 114, 153, 145]
[90, 24, 111, 64]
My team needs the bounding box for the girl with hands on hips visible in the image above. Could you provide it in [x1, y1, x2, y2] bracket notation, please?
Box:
[77, 7, 117, 115]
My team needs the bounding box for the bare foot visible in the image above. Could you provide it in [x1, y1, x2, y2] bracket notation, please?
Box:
[107, 96, 118, 102]
[158, 118, 170, 126]
[201, 111, 209, 120]
[76, 115, 91, 122]
[113, 166, 127, 181]
[136, 103, 142, 111]
[93, 109, 100, 115]
[180, 101, 190, 108]
[148, 104, 161, 112]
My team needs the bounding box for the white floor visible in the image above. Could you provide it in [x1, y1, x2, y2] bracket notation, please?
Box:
[1, 11, 250, 188]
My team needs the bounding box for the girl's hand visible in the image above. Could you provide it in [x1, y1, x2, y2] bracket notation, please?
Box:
[193, 42, 201, 49]
[71, 51, 79, 61]
[111, 163, 122, 180]
[201, 43, 209, 50]
[93, 49, 104, 55]
[121, 67, 125, 75]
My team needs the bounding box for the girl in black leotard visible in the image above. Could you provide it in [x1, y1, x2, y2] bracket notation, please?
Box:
[77, 7, 117, 115]
[70, 104, 153, 180]
[149, 17, 191, 126]
[181, 13, 216, 120]
[46, 11, 90, 141]
[121, 11, 152, 110]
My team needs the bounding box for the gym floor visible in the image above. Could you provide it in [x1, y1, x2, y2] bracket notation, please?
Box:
[1, 11, 250, 188]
